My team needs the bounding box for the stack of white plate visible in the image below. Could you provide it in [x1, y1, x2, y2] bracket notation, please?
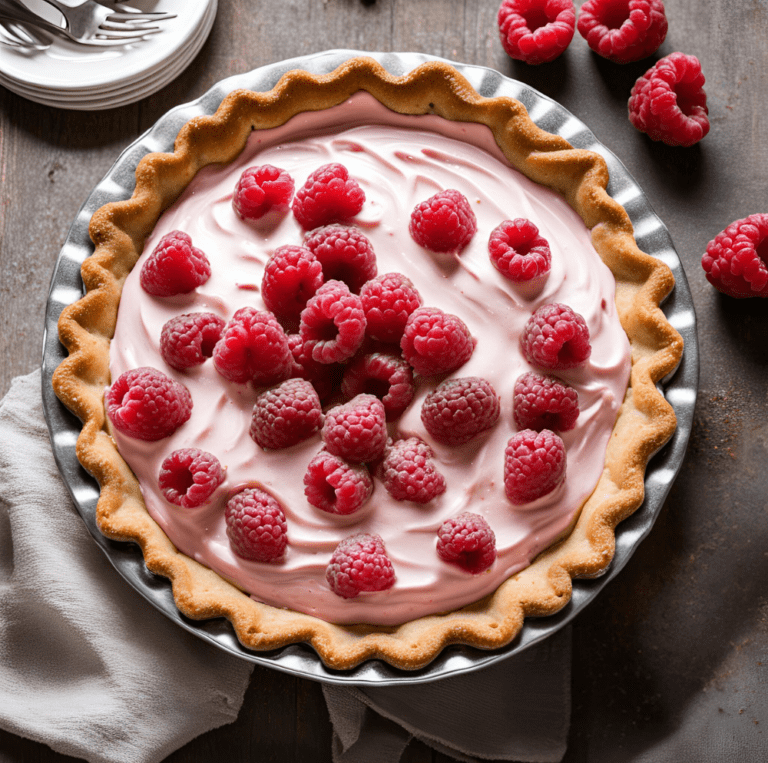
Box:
[0, 0, 216, 110]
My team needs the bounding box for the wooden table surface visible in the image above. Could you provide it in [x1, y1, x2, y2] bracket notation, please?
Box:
[2, 1, 767, 761]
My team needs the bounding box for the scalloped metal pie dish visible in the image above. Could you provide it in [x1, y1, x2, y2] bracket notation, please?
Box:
[41, 50, 698, 686]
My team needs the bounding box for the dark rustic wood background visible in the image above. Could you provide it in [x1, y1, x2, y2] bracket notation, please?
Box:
[2, 1, 767, 761]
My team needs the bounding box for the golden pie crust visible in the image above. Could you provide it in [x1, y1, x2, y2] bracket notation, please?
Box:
[53, 57, 683, 670]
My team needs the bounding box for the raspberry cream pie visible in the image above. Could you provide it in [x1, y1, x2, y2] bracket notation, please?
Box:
[54, 58, 682, 669]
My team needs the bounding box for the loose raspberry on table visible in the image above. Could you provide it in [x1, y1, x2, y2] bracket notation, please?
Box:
[521, 303, 591, 370]
[628, 52, 709, 147]
[303, 225, 377, 294]
[409, 189, 477, 253]
[513, 372, 580, 432]
[322, 394, 387, 464]
[140, 230, 211, 297]
[488, 218, 552, 283]
[437, 513, 497, 574]
[159, 448, 225, 509]
[341, 352, 415, 421]
[160, 312, 226, 371]
[401, 307, 475, 377]
[224, 487, 288, 562]
[287, 333, 342, 401]
[304, 450, 373, 516]
[421, 377, 500, 446]
[497, 0, 576, 66]
[105, 367, 192, 441]
[250, 378, 323, 450]
[261, 245, 324, 320]
[360, 272, 423, 344]
[326, 533, 395, 599]
[577, 0, 667, 64]
[232, 164, 295, 221]
[213, 307, 293, 386]
[504, 428, 566, 504]
[701, 214, 768, 298]
[292, 163, 366, 230]
[299, 280, 367, 364]
[378, 437, 447, 504]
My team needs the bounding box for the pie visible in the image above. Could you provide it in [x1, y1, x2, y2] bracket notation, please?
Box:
[53, 57, 683, 669]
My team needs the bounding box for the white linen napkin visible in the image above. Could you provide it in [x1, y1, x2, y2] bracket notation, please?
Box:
[0, 369, 571, 763]
[323, 626, 571, 763]
[0, 370, 253, 763]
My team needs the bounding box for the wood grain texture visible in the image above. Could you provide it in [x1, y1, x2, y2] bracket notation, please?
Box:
[1, 0, 767, 761]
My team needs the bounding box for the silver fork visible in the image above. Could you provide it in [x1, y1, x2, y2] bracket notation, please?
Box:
[34, 0, 173, 40]
[0, 0, 161, 45]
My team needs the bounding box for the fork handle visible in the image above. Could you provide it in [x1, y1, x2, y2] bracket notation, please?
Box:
[0, 0, 68, 36]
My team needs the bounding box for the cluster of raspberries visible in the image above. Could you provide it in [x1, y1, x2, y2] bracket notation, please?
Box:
[108, 160, 595, 599]
[497, 1, 709, 149]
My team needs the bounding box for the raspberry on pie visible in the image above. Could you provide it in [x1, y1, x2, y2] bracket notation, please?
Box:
[326, 534, 396, 599]
[293, 163, 366, 230]
[213, 308, 293, 386]
[409, 189, 477, 253]
[105, 367, 192, 442]
[401, 307, 475, 376]
[140, 230, 211, 297]
[232, 164, 295, 221]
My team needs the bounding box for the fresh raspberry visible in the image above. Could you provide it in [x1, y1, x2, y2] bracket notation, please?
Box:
[488, 219, 552, 283]
[292, 163, 365, 230]
[159, 312, 226, 371]
[261, 245, 324, 320]
[497, 0, 576, 65]
[224, 487, 288, 562]
[360, 272, 423, 343]
[401, 307, 475, 377]
[105, 367, 192, 442]
[577, 0, 667, 64]
[159, 448, 225, 509]
[436, 513, 497, 574]
[409, 189, 477, 253]
[341, 353, 415, 421]
[378, 438, 446, 504]
[303, 225, 377, 294]
[304, 450, 373, 516]
[504, 428, 566, 504]
[521, 303, 591, 370]
[287, 333, 342, 401]
[299, 280, 367, 364]
[213, 308, 292, 385]
[513, 372, 580, 432]
[326, 533, 395, 599]
[421, 377, 500, 446]
[140, 231, 211, 297]
[232, 164, 295, 221]
[250, 378, 323, 450]
[701, 214, 768, 298]
[628, 53, 709, 147]
[322, 394, 387, 464]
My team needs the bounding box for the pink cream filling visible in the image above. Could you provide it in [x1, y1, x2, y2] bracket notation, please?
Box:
[109, 92, 631, 626]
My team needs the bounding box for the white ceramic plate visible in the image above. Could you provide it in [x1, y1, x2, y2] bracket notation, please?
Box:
[0, 0, 215, 109]
[0, 0, 211, 91]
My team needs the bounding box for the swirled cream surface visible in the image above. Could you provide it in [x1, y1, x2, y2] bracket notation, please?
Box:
[110, 93, 631, 626]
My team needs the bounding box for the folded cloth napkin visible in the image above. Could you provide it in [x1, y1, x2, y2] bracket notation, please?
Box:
[0, 370, 254, 763]
[323, 620, 572, 763]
